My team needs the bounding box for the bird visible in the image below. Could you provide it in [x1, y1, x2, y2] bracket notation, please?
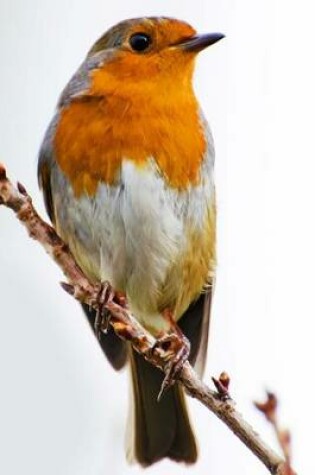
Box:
[38, 16, 224, 467]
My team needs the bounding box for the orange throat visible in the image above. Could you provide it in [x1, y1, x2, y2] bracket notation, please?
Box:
[54, 66, 206, 196]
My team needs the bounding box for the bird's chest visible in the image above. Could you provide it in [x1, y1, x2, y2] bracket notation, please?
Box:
[54, 97, 206, 197]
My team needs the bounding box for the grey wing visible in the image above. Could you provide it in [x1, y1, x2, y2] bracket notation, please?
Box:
[37, 114, 59, 223]
[38, 120, 128, 369]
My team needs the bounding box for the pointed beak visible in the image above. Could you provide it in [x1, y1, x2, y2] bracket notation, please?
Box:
[178, 32, 225, 53]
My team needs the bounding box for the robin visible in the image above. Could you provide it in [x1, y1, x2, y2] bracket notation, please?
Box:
[38, 17, 224, 466]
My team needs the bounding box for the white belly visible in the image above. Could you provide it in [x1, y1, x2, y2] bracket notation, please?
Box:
[52, 159, 214, 328]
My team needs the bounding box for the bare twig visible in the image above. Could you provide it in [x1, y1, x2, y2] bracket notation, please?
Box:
[255, 392, 294, 474]
[0, 164, 296, 475]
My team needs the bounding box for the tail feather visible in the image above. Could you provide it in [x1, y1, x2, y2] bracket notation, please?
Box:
[127, 348, 197, 466]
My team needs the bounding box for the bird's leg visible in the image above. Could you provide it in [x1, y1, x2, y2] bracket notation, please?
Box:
[152, 309, 191, 401]
[93, 281, 116, 339]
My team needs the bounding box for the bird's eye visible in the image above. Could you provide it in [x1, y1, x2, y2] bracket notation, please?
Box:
[129, 33, 152, 52]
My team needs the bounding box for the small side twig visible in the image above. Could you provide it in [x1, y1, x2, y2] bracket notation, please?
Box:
[255, 392, 294, 475]
[0, 163, 296, 475]
[212, 371, 231, 401]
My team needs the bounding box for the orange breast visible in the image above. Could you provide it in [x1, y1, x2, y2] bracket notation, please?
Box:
[54, 65, 206, 196]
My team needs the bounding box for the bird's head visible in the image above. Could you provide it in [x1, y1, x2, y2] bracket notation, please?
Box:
[87, 17, 224, 95]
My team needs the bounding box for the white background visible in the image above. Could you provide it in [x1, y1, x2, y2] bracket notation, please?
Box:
[0, 1, 313, 474]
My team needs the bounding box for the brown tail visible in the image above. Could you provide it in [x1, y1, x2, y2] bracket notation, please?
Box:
[127, 348, 197, 467]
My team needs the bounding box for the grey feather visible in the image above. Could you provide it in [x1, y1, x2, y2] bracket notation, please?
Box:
[58, 50, 114, 107]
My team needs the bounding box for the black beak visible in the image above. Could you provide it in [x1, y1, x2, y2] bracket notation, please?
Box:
[178, 32, 225, 52]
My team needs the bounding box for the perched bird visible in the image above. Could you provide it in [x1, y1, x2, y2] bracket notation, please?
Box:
[38, 17, 223, 467]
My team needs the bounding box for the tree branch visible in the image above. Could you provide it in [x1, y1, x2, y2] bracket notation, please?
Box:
[0, 164, 295, 475]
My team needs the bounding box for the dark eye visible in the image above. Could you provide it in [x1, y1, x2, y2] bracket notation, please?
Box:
[129, 33, 152, 52]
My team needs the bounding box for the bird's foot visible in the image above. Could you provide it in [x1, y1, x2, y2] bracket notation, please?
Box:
[152, 330, 190, 401]
[93, 281, 115, 339]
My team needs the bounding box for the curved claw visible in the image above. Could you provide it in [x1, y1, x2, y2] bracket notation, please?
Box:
[153, 332, 190, 401]
[94, 282, 115, 339]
